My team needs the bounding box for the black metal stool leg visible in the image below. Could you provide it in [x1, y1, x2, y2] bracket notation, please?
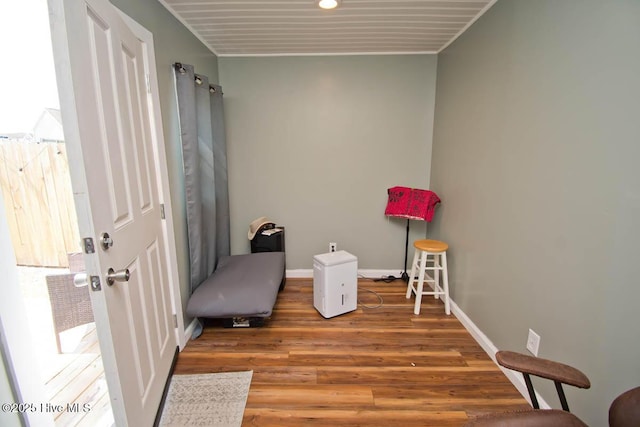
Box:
[401, 219, 410, 281]
[555, 381, 570, 411]
[523, 373, 540, 409]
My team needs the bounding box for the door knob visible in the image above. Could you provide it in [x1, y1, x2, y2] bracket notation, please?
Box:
[106, 268, 130, 286]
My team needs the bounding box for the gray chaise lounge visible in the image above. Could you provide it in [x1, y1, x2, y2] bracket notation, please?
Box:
[186, 252, 285, 324]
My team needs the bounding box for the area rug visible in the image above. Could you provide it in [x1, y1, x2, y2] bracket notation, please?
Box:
[159, 371, 252, 427]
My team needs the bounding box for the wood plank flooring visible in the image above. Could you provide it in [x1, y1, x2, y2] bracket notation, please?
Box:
[175, 278, 530, 426]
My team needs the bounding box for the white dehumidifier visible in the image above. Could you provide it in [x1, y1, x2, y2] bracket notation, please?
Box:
[313, 250, 358, 318]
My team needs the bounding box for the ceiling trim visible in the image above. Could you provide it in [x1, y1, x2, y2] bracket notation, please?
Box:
[157, 0, 221, 56]
[437, 0, 498, 53]
[217, 50, 438, 58]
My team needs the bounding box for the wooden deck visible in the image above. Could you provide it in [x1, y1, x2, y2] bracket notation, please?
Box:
[40, 324, 114, 427]
[18, 267, 114, 427]
[175, 278, 531, 426]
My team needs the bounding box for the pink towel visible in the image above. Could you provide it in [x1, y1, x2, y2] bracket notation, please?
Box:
[384, 186, 441, 222]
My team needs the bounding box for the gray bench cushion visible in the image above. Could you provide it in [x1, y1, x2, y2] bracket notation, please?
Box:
[186, 252, 285, 319]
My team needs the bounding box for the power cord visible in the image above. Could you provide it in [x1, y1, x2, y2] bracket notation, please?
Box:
[357, 274, 384, 309]
[358, 272, 405, 283]
[373, 275, 401, 283]
[357, 287, 383, 309]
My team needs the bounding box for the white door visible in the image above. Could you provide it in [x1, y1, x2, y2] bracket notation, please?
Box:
[49, 0, 177, 425]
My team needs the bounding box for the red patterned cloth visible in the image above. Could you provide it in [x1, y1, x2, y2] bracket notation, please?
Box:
[384, 186, 441, 222]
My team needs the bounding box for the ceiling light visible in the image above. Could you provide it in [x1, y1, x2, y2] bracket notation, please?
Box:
[318, 0, 339, 10]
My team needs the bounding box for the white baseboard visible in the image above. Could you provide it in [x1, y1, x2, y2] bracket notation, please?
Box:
[183, 318, 199, 348]
[286, 269, 312, 278]
[286, 269, 403, 279]
[450, 300, 550, 409]
[359, 269, 406, 280]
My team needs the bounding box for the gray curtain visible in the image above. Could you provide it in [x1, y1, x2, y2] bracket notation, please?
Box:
[174, 63, 230, 295]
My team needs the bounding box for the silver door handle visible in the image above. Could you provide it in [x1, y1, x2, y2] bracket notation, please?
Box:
[106, 268, 130, 286]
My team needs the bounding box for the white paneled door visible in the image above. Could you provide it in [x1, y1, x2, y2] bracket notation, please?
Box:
[49, 0, 177, 424]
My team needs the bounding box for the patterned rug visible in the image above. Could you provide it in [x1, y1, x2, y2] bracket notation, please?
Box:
[159, 371, 252, 427]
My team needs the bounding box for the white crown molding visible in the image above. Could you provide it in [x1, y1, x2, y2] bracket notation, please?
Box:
[157, 0, 220, 56]
[218, 51, 437, 58]
[437, 0, 499, 53]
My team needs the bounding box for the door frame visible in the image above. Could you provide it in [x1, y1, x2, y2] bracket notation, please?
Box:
[48, 0, 185, 348]
[1, 1, 188, 420]
[47, 0, 186, 422]
[0, 192, 54, 427]
[1, 0, 186, 424]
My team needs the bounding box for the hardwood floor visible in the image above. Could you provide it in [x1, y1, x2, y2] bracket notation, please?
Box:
[174, 278, 530, 426]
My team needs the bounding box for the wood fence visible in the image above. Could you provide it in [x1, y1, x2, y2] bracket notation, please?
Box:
[0, 142, 80, 267]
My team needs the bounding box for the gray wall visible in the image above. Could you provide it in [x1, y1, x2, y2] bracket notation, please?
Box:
[430, 1, 640, 425]
[219, 55, 437, 269]
[110, 0, 219, 320]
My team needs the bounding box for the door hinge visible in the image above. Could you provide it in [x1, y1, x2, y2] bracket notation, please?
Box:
[173, 314, 178, 328]
[82, 237, 95, 254]
[160, 203, 166, 219]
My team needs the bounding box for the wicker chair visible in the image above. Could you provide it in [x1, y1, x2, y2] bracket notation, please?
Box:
[67, 252, 85, 273]
[45, 253, 94, 353]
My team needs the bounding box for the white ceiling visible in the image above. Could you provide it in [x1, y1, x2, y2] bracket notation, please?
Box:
[159, 0, 497, 56]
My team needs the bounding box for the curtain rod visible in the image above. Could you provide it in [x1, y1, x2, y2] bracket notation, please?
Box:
[173, 62, 220, 93]
[173, 62, 186, 74]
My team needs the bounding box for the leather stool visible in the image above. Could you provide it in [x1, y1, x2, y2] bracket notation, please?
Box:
[406, 239, 450, 315]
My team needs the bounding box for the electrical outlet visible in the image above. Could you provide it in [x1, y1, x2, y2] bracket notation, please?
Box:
[329, 242, 337, 252]
[526, 329, 541, 356]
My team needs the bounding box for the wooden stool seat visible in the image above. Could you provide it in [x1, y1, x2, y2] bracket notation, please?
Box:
[414, 239, 448, 253]
[406, 239, 451, 315]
